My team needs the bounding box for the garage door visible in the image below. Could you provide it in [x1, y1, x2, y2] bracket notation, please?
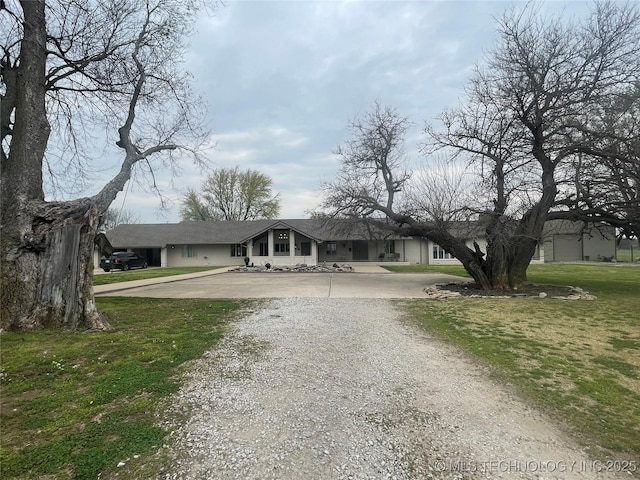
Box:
[553, 235, 581, 262]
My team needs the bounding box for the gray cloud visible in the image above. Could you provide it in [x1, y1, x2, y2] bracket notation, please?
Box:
[106, 0, 591, 222]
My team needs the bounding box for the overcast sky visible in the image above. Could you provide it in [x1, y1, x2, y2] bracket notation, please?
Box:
[101, 0, 591, 224]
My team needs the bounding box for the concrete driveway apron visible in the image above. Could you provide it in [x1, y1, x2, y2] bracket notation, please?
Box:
[94, 266, 468, 299]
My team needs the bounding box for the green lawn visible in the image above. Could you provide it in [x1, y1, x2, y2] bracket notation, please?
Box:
[2, 264, 638, 478]
[383, 264, 469, 276]
[404, 263, 640, 462]
[0, 298, 246, 479]
[92, 266, 224, 285]
[617, 248, 638, 263]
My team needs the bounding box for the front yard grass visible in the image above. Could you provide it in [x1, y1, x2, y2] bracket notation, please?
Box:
[0, 297, 246, 479]
[404, 263, 640, 462]
[92, 266, 225, 286]
[2, 263, 638, 478]
[383, 264, 469, 276]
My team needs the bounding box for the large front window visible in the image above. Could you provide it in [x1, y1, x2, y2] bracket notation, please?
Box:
[432, 244, 452, 260]
[182, 245, 198, 258]
[326, 242, 337, 255]
[385, 240, 395, 254]
[275, 243, 290, 255]
[230, 244, 247, 257]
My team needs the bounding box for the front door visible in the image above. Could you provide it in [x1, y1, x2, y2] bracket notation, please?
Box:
[352, 240, 369, 261]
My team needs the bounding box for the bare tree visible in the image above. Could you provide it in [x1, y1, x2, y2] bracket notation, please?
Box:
[323, 2, 640, 289]
[180, 166, 281, 221]
[1, 0, 214, 330]
[99, 208, 141, 233]
[425, 1, 640, 287]
[403, 156, 474, 225]
[550, 83, 640, 239]
[322, 102, 495, 287]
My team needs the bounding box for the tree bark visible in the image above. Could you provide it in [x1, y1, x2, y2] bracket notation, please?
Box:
[1, 0, 207, 330]
[0, 2, 109, 331]
[1, 199, 111, 331]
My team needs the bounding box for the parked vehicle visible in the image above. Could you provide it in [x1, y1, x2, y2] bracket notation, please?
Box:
[100, 252, 148, 272]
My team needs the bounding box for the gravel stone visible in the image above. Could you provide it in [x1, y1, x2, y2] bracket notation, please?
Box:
[158, 298, 625, 479]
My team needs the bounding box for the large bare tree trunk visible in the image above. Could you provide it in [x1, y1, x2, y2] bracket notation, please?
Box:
[400, 219, 529, 290]
[0, 2, 108, 331]
[1, 0, 207, 330]
[1, 202, 110, 331]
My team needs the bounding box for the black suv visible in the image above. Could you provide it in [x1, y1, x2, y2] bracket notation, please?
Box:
[100, 252, 148, 272]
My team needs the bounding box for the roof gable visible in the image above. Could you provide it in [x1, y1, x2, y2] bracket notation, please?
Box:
[238, 220, 324, 243]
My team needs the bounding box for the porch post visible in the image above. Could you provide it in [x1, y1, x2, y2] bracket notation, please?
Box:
[289, 230, 295, 260]
[268, 230, 274, 258]
[247, 239, 254, 265]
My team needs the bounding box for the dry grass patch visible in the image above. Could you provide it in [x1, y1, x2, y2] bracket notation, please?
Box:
[405, 264, 640, 462]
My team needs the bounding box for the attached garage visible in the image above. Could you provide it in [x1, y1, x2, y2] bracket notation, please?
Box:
[552, 234, 582, 262]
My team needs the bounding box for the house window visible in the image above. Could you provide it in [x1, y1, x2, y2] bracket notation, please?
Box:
[433, 244, 452, 260]
[182, 245, 198, 258]
[230, 244, 247, 257]
[275, 243, 290, 254]
[259, 242, 268, 256]
[326, 242, 337, 255]
[384, 240, 395, 254]
[301, 242, 311, 256]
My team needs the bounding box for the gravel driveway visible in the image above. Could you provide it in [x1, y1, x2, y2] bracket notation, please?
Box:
[159, 298, 624, 480]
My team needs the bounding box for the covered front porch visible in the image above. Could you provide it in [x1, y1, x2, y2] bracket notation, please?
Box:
[244, 225, 319, 267]
[243, 223, 412, 267]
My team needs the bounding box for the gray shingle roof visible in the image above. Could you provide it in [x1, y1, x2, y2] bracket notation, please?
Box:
[104, 218, 412, 248]
[106, 218, 604, 249]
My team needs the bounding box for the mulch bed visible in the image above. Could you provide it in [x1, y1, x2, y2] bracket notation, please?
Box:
[430, 282, 595, 299]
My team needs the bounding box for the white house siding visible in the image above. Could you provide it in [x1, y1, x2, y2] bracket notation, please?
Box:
[403, 239, 427, 264]
[582, 232, 616, 261]
[543, 221, 615, 262]
[545, 232, 615, 262]
[99, 219, 613, 269]
[317, 241, 352, 263]
[552, 235, 582, 262]
[414, 238, 545, 266]
[166, 244, 245, 268]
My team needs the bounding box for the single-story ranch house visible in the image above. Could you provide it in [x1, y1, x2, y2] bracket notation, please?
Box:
[96, 218, 616, 268]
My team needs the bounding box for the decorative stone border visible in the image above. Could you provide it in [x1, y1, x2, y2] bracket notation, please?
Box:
[424, 283, 597, 300]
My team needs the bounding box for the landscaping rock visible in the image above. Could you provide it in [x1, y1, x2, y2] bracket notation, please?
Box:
[228, 263, 354, 273]
[426, 282, 596, 300]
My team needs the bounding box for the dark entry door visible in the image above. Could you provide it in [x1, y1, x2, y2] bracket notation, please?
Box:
[352, 241, 369, 261]
[144, 248, 161, 266]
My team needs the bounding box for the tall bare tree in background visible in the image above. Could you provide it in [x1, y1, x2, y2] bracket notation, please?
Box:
[180, 166, 281, 221]
[1, 0, 213, 330]
[99, 208, 141, 233]
[554, 83, 640, 239]
[322, 2, 640, 290]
